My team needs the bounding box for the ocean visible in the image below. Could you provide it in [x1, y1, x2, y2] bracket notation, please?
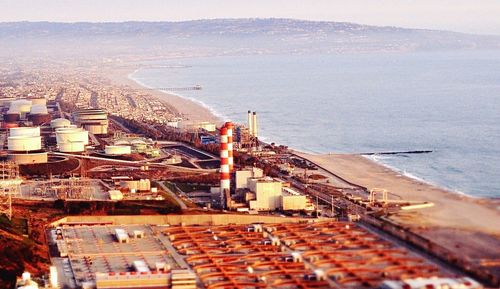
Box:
[130, 51, 500, 198]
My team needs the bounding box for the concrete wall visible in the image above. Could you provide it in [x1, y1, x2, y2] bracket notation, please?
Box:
[50, 214, 313, 227]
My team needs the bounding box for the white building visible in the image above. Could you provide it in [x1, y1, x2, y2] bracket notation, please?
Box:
[281, 187, 308, 211]
[235, 167, 263, 189]
[248, 178, 282, 211]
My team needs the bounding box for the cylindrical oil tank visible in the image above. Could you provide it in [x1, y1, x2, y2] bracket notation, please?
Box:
[50, 118, 71, 129]
[12, 100, 32, 113]
[58, 142, 85, 153]
[29, 113, 51, 125]
[30, 98, 47, 105]
[105, 145, 131, 155]
[9, 127, 40, 137]
[55, 128, 89, 145]
[8, 152, 48, 164]
[30, 104, 48, 115]
[8, 135, 42, 151]
[84, 123, 108, 135]
[73, 109, 107, 121]
[4, 113, 20, 122]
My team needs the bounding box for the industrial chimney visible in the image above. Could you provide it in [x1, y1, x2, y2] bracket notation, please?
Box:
[252, 111, 258, 138]
[247, 110, 253, 136]
[224, 122, 234, 171]
[219, 127, 230, 206]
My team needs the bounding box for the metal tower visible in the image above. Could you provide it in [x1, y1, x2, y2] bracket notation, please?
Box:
[0, 162, 22, 220]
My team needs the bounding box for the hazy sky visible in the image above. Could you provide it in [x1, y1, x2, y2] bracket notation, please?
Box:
[1, 0, 499, 35]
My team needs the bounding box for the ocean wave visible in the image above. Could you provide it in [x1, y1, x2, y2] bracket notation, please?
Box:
[363, 154, 476, 198]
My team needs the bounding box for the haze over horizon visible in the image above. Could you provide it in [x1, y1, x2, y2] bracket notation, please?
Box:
[1, 0, 500, 35]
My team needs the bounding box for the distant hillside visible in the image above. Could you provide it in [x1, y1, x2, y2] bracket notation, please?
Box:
[0, 19, 499, 59]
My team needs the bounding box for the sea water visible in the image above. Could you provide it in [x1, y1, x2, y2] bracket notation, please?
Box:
[130, 51, 500, 198]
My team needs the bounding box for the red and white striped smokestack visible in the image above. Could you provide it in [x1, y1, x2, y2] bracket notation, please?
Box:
[224, 122, 234, 171]
[219, 127, 230, 195]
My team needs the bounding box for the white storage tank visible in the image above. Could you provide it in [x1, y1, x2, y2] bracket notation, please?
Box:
[9, 127, 40, 137]
[58, 142, 85, 153]
[83, 123, 108, 135]
[30, 98, 47, 105]
[50, 118, 71, 129]
[7, 106, 20, 114]
[30, 104, 48, 115]
[8, 135, 42, 151]
[55, 128, 89, 145]
[105, 145, 131, 155]
[73, 109, 107, 121]
[11, 100, 32, 118]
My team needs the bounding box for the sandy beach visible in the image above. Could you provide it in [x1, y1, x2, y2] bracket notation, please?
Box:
[295, 152, 500, 262]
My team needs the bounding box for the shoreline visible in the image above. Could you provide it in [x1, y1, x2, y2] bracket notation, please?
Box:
[110, 64, 497, 199]
[296, 152, 500, 228]
[104, 62, 500, 262]
[104, 64, 221, 126]
[107, 63, 499, 226]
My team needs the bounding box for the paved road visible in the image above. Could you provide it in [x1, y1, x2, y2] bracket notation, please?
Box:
[158, 182, 187, 210]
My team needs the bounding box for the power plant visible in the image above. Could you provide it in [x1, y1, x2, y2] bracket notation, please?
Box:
[1, 68, 496, 289]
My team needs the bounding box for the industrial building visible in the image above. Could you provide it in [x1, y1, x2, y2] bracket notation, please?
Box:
[108, 190, 123, 200]
[163, 221, 472, 289]
[198, 121, 216, 132]
[110, 136, 160, 156]
[119, 178, 151, 192]
[235, 167, 264, 189]
[46, 215, 483, 289]
[233, 168, 311, 212]
[49, 224, 184, 289]
[248, 177, 283, 211]
[281, 187, 311, 211]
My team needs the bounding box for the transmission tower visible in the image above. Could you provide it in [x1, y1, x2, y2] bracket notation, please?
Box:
[0, 162, 22, 220]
